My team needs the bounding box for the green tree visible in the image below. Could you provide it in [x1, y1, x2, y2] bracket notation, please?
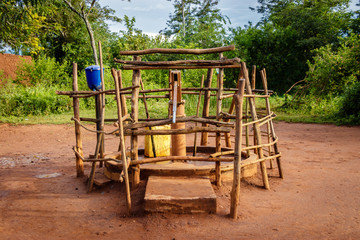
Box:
[62, 0, 122, 65]
[230, 0, 353, 93]
[161, 0, 229, 48]
[0, 0, 61, 54]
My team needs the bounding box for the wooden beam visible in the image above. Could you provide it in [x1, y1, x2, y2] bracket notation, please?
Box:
[114, 58, 240, 66]
[121, 64, 242, 70]
[119, 45, 235, 55]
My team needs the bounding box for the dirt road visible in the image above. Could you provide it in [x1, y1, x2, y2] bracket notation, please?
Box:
[0, 122, 359, 239]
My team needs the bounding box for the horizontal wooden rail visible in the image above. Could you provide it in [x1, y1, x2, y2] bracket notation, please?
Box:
[123, 126, 231, 136]
[130, 155, 234, 165]
[121, 64, 241, 70]
[119, 45, 235, 55]
[114, 58, 240, 66]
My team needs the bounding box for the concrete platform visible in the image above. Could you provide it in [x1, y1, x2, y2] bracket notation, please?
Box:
[144, 176, 217, 214]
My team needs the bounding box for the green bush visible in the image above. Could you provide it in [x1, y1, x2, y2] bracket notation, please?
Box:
[337, 82, 360, 124]
[305, 34, 360, 97]
[0, 84, 72, 116]
[15, 55, 71, 87]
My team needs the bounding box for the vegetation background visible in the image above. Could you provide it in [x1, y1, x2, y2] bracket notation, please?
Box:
[0, 0, 359, 125]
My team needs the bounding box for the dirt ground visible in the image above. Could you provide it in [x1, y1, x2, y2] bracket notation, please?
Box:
[0, 122, 359, 239]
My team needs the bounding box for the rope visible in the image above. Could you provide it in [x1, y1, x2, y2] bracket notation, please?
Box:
[71, 117, 119, 135]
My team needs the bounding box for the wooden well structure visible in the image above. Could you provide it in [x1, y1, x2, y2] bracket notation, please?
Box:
[57, 44, 283, 219]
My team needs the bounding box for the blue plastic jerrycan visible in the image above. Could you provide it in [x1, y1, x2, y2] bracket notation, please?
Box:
[85, 65, 103, 91]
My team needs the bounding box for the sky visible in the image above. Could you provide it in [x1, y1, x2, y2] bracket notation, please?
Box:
[98, 0, 263, 36]
[99, 0, 359, 36]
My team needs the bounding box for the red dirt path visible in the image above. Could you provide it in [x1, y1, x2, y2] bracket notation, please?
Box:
[0, 122, 359, 239]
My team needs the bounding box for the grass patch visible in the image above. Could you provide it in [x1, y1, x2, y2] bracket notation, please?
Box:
[0, 94, 345, 125]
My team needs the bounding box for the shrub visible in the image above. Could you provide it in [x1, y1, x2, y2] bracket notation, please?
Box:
[15, 55, 71, 87]
[0, 84, 72, 117]
[337, 82, 360, 124]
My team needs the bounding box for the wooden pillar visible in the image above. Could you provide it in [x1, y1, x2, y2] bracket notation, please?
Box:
[112, 68, 132, 214]
[224, 70, 244, 148]
[251, 65, 257, 154]
[94, 95, 102, 155]
[117, 70, 127, 117]
[215, 53, 224, 187]
[193, 75, 204, 156]
[260, 69, 284, 179]
[72, 63, 84, 177]
[131, 56, 141, 188]
[201, 68, 213, 145]
[251, 65, 256, 90]
[117, 70, 127, 152]
[98, 41, 105, 166]
[230, 79, 245, 219]
[241, 62, 270, 190]
[171, 71, 187, 156]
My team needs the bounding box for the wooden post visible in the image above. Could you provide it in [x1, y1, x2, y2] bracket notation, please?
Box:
[251, 65, 256, 90]
[131, 55, 141, 188]
[251, 66, 257, 154]
[230, 79, 245, 219]
[260, 69, 284, 179]
[193, 75, 204, 156]
[98, 41, 105, 166]
[140, 78, 157, 157]
[215, 53, 224, 187]
[72, 63, 84, 177]
[87, 133, 103, 192]
[171, 71, 187, 156]
[224, 70, 244, 148]
[113, 68, 132, 214]
[241, 62, 270, 190]
[94, 95, 102, 158]
[117, 70, 127, 116]
[201, 68, 213, 145]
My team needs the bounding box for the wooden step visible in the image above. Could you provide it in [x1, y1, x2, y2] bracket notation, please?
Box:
[144, 176, 217, 214]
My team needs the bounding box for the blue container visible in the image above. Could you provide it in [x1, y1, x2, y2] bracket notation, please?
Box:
[85, 65, 102, 91]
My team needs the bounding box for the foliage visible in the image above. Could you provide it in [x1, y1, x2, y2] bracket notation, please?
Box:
[14, 55, 71, 86]
[162, 0, 229, 48]
[304, 33, 360, 96]
[229, 0, 353, 93]
[337, 81, 360, 124]
[0, 83, 72, 117]
[0, 0, 62, 54]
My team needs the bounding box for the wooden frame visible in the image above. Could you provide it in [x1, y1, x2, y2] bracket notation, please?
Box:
[57, 45, 283, 219]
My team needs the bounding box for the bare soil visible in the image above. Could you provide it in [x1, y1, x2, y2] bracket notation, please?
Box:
[0, 53, 32, 85]
[0, 122, 359, 239]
